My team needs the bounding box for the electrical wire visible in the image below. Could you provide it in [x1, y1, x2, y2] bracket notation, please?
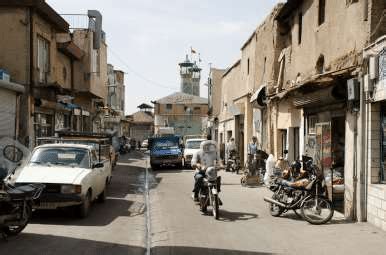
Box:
[107, 48, 178, 90]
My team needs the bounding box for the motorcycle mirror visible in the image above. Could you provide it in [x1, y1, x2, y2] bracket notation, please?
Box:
[3, 145, 24, 163]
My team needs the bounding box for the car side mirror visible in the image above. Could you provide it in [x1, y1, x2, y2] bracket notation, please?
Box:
[93, 162, 104, 169]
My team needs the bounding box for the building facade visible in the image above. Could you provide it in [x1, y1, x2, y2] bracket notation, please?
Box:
[153, 92, 208, 137]
[125, 104, 154, 143]
[104, 64, 125, 135]
[0, 1, 110, 147]
[153, 55, 208, 137]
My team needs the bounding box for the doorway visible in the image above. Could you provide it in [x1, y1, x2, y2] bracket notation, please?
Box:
[315, 117, 345, 214]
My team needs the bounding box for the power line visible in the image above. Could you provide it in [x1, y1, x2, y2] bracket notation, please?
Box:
[107, 48, 177, 90]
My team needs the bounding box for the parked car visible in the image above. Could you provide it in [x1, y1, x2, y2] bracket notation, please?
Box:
[183, 138, 206, 168]
[15, 143, 112, 218]
[141, 139, 149, 151]
[149, 136, 183, 170]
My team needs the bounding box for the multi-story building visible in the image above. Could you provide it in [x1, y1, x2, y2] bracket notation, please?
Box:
[104, 64, 125, 135]
[153, 55, 208, 137]
[207, 67, 225, 148]
[215, 4, 284, 164]
[0, 0, 84, 147]
[269, 0, 386, 222]
[65, 10, 108, 133]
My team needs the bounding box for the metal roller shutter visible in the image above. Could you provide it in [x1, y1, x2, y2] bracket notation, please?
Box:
[0, 88, 16, 138]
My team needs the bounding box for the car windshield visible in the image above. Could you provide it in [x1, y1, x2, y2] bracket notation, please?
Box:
[154, 141, 179, 149]
[29, 147, 90, 168]
[186, 140, 203, 149]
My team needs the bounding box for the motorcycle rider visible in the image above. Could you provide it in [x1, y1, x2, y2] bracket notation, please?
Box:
[191, 140, 220, 202]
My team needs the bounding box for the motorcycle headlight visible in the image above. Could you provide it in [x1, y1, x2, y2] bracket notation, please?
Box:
[206, 167, 217, 181]
[61, 185, 82, 194]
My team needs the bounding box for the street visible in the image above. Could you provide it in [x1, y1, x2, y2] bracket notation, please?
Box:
[1, 151, 386, 255]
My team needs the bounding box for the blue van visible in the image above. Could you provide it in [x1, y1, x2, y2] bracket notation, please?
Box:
[149, 136, 183, 170]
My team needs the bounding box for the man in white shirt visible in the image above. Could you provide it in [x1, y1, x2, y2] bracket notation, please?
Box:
[191, 140, 219, 201]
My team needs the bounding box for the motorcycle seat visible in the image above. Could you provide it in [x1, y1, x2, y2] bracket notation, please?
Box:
[8, 185, 36, 199]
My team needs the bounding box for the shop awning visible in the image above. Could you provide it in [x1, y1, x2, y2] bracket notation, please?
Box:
[292, 85, 346, 108]
[250, 85, 267, 108]
[0, 80, 25, 93]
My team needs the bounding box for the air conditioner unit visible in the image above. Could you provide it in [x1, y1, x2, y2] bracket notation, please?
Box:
[363, 74, 373, 93]
[369, 56, 379, 80]
[347, 78, 360, 101]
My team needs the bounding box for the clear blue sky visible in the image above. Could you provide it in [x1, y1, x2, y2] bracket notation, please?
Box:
[47, 0, 282, 114]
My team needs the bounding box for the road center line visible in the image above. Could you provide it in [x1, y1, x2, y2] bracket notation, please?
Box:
[145, 159, 151, 255]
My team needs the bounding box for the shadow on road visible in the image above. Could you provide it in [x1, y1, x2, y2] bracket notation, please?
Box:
[152, 246, 274, 255]
[0, 233, 274, 255]
[0, 233, 145, 255]
[218, 210, 259, 222]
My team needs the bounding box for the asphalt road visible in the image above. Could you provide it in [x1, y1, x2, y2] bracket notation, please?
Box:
[2, 151, 386, 255]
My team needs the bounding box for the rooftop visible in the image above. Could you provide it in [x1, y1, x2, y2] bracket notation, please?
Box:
[0, 0, 69, 32]
[154, 92, 208, 105]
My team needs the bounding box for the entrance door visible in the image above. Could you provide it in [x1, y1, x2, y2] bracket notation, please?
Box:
[315, 120, 345, 213]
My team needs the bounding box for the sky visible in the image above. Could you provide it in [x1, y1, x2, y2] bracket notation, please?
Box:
[47, 0, 282, 115]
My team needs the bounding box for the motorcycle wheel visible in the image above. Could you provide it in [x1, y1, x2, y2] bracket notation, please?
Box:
[212, 194, 219, 220]
[301, 197, 334, 225]
[3, 204, 32, 236]
[200, 195, 207, 213]
[269, 194, 284, 217]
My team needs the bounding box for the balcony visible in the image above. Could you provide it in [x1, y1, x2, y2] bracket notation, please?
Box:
[60, 14, 96, 31]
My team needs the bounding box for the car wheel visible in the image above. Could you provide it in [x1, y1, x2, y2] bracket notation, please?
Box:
[78, 190, 92, 218]
[97, 181, 108, 203]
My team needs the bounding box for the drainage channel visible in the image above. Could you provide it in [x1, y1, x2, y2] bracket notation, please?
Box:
[145, 160, 151, 255]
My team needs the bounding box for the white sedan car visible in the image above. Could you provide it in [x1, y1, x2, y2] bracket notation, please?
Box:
[15, 144, 111, 218]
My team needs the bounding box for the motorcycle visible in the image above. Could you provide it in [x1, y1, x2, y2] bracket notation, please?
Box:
[263, 160, 334, 225]
[226, 150, 241, 174]
[198, 167, 222, 220]
[0, 139, 45, 237]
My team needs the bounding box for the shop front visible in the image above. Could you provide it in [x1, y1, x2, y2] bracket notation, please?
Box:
[293, 84, 347, 214]
[363, 36, 386, 230]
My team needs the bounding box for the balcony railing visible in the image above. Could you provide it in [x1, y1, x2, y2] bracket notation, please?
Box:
[61, 14, 96, 31]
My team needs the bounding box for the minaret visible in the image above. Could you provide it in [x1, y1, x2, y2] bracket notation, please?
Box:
[178, 55, 201, 96]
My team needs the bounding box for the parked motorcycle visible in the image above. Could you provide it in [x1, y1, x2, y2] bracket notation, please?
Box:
[263, 159, 334, 225]
[0, 140, 44, 237]
[226, 151, 241, 174]
[198, 167, 222, 220]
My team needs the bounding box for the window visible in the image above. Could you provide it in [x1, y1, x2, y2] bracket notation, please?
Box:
[308, 115, 318, 134]
[318, 0, 326, 25]
[193, 107, 201, 114]
[37, 36, 50, 83]
[91, 49, 100, 75]
[298, 12, 303, 44]
[247, 58, 250, 75]
[166, 104, 172, 111]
